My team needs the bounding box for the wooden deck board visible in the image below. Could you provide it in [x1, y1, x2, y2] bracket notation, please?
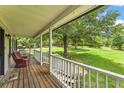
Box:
[40, 65, 60, 88]
[32, 65, 45, 88]
[1, 59, 62, 88]
[27, 65, 35, 88]
[30, 65, 40, 88]
[42, 64, 61, 88]
[18, 68, 24, 88]
[23, 67, 29, 88]
[37, 65, 53, 88]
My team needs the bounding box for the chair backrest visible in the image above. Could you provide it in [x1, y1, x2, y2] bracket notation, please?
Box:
[13, 51, 21, 59]
[12, 53, 18, 64]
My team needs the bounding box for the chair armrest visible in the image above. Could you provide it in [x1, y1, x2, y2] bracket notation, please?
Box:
[22, 56, 28, 58]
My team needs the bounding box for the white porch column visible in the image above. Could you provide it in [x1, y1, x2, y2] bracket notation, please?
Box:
[12, 37, 14, 51]
[40, 34, 43, 65]
[33, 43, 35, 58]
[49, 27, 52, 72]
[11, 37, 13, 52]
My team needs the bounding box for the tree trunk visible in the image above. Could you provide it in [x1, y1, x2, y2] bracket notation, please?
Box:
[118, 45, 122, 50]
[75, 45, 78, 49]
[74, 42, 78, 49]
[105, 36, 110, 47]
[63, 34, 68, 57]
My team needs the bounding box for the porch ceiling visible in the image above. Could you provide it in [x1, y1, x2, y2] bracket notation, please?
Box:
[0, 5, 100, 38]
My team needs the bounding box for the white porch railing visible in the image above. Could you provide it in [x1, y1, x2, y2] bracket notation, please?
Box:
[34, 50, 41, 62]
[42, 52, 49, 64]
[33, 50, 124, 88]
[51, 54, 124, 88]
[34, 50, 49, 64]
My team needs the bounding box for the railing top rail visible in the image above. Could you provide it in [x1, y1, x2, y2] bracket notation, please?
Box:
[34, 50, 40, 52]
[34, 50, 49, 53]
[51, 54, 124, 80]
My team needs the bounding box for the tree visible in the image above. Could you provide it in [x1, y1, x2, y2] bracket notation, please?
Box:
[99, 10, 120, 46]
[69, 19, 85, 49]
[53, 30, 63, 47]
[112, 24, 124, 50]
[69, 6, 109, 48]
[112, 34, 124, 50]
[54, 24, 72, 57]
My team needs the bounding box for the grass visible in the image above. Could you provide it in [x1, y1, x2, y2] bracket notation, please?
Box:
[44, 46, 124, 75]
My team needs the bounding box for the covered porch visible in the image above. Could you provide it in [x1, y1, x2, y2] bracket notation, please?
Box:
[0, 5, 124, 88]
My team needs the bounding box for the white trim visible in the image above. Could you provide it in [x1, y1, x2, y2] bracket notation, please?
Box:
[49, 27, 53, 72]
[40, 34, 43, 65]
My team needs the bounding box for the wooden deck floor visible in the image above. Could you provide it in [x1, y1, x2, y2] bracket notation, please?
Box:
[0, 59, 62, 88]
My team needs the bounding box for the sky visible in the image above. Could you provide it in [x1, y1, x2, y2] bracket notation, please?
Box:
[105, 5, 124, 25]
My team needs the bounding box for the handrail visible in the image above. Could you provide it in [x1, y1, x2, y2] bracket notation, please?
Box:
[34, 50, 40, 52]
[51, 54, 124, 80]
[34, 50, 49, 64]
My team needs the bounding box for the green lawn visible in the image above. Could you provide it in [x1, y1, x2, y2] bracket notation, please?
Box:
[42, 46, 124, 75]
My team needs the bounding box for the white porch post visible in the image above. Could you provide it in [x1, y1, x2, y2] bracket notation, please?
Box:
[49, 27, 52, 73]
[12, 37, 14, 51]
[40, 34, 43, 65]
[33, 43, 35, 58]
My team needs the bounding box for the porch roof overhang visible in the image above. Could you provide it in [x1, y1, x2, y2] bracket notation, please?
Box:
[0, 5, 101, 38]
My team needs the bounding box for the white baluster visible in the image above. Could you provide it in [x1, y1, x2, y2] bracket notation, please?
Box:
[83, 67, 85, 88]
[44, 52, 45, 62]
[48, 53, 49, 63]
[53, 56, 55, 73]
[62, 60, 64, 83]
[77, 65, 80, 88]
[60, 59, 62, 81]
[55, 58, 58, 76]
[105, 74, 108, 88]
[67, 62, 69, 86]
[70, 63, 72, 88]
[96, 71, 99, 88]
[58, 58, 60, 80]
[51, 56, 53, 73]
[115, 79, 119, 88]
[57, 58, 59, 79]
[64, 60, 66, 84]
[43, 52, 44, 62]
[88, 69, 91, 88]
[59, 59, 61, 80]
[74, 64, 76, 88]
